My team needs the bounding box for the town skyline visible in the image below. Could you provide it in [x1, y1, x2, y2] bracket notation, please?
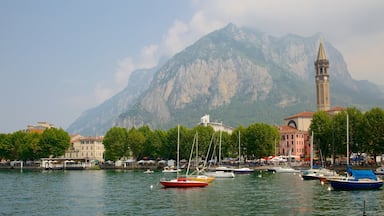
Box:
[1, 0, 384, 133]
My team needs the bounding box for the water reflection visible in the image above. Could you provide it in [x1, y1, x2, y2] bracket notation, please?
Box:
[1, 170, 383, 215]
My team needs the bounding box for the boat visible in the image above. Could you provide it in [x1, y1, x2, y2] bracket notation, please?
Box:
[144, 169, 154, 174]
[187, 175, 215, 183]
[160, 177, 208, 188]
[327, 114, 383, 190]
[233, 167, 254, 174]
[185, 132, 215, 183]
[374, 166, 384, 176]
[205, 170, 235, 178]
[300, 132, 338, 180]
[233, 131, 254, 174]
[160, 125, 209, 188]
[204, 131, 235, 178]
[162, 166, 181, 173]
[328, 165, 383, 190]
[268, 166, 300, 173]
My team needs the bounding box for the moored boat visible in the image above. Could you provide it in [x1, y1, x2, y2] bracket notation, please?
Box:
[162, 166, 181, 173]
[205, 170, 235, 178]
[233, 167, 254, 174]
[328, 166, 383, 190]
[268, 166, 300, 173]
[186, 175, 215, 183]
[160, 177, 208, 188]
[144, 169, 154, 174]
[160, 125, 209, 188]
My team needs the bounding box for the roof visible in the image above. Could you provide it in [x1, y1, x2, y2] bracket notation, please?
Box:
[284, 111, 314, 120]
[317, 40, 327, 61]
[327, 106, 346, 112]
[278, 125, 298, 132]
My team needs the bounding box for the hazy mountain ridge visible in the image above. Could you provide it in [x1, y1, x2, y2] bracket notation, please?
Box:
[68, 23, 384, 135]
[67, 67, 157, 135]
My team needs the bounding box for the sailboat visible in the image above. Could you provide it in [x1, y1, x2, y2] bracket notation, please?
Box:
[268, 139, 300, 173]
[160, 125, 209, 188]
[204, 130, 235, 178]
[232, 131, 254, 174]
[186, 132, 215, 183]
[300, 132, 338, 180]
[327, 114, 383, 190]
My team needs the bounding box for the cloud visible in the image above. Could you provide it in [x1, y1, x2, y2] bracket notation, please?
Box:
[94, 84, 115, 104]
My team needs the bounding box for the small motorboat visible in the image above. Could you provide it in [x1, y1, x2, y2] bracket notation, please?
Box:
[144, 169, 154, 174]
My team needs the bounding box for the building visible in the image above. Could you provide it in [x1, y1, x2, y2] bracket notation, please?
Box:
[278, 41, 346, 160]
[315, 40, 330, 111]
[65, 135, 105, 162]
[25, 121, 55, 133]
[199, 114, 234, 134]
[278, 125, 309, 160]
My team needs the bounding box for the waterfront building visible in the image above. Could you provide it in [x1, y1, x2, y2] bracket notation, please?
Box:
[199, 114, 234, 134]
[64, 135, 105, 162]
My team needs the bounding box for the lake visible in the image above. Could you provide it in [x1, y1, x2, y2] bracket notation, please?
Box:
[1, 169, 383, 215]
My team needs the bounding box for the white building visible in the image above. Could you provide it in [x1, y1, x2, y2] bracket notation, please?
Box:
[65, 135, 105, 162]
[199, 114, 234, 134]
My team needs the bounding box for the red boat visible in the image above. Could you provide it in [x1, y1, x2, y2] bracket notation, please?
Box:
[160, 177, 208, 188]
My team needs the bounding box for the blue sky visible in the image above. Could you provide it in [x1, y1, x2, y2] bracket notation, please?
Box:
[1, 0, 383, 133]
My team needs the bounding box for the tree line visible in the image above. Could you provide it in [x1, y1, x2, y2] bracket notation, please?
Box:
[1, 107, 383, 163]
[310, 107, 384, 163]
[0, 128, 70, 161]
[103, 123, 280, 162]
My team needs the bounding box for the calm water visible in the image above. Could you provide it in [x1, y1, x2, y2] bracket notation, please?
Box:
[1, 169, 383, 216]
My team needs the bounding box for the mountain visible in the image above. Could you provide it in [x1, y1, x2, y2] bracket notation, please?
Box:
[67, 23, 384, 135]
[66, 67, 157, 135]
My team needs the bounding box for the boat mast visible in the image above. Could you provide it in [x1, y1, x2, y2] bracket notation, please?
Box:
[347, 113, 349, 166]
[238, 131, 241, 167]
[177, 125, 180, 177]
[310, 131, 313, 169]
[274, 138, 277, 157]
[219, 129, 222, 165]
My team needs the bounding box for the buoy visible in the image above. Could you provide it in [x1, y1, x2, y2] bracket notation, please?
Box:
[150, 185, 153, 189]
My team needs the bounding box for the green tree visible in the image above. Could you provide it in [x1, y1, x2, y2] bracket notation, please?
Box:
[10, 131, 28, 160]
[103, 127, 128, 161]
[19, 132, 41, 160]
[127, 127, 145, 159]
[364, 107, 384, 160]
[310, 111, 332, 160]
[0, 133, 12, 160]
[39, 128, 70, 158]
[244, 123, 279, 159]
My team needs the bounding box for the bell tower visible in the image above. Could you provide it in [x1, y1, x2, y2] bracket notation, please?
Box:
[315, 40, 330, 111]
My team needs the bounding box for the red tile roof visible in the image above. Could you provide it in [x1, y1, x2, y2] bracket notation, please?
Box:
[284, 111, 314, 120]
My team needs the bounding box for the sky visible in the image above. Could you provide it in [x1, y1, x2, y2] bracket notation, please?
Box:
[1, 0, 383, 133]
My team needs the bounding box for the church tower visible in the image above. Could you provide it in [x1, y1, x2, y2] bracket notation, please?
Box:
[315, 40, 330, 111]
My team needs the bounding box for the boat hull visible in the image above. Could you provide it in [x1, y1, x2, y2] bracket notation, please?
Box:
[160, 178, 208, 188]
[329, 179, 383, 190]
[233, 168, 254, 174]
[205, 171, 235, 178]
[187, 175, 215, 183]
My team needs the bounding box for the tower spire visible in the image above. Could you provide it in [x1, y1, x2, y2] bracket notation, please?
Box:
[315, 39, 330, 111]
[317, 39, 327, 61]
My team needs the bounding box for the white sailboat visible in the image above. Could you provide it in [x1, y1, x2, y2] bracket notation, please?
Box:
[233, 131, 254, 174]
[205, 130, 235, 178]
